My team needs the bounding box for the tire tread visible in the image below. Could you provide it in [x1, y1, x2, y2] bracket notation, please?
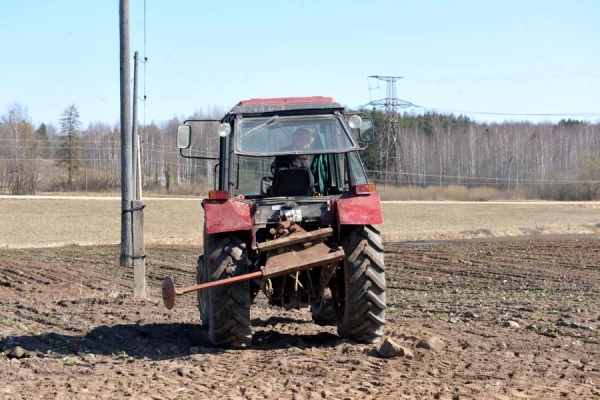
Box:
[336, 225, 386, 343]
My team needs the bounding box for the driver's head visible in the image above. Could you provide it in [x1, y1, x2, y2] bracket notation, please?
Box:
[291, 128, 313, 150]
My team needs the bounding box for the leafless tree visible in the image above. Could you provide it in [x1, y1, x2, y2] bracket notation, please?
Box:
[0, 104, 43, 194]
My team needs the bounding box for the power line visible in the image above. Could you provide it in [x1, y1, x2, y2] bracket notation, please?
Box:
[367, 177, 600, 186]
[403, 73, 600, 81]
[3, 157, 595, 185]
[356, 103, 600, 118]
[363, 73, 599, 117]
[414, 105, 600, 118]
[0, 141, 217, 151]
[364, 169, 600, 184]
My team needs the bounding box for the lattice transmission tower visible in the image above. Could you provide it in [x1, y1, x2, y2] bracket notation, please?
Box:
[368, 75, 413, 187]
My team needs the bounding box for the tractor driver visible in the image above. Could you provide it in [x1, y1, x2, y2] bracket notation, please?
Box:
[272, 128, 315, 187]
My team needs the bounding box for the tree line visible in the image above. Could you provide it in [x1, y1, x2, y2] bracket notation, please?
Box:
[0, 103, 599, 200]
[359, 109, 600, 200]
[0, 103, 222, 196]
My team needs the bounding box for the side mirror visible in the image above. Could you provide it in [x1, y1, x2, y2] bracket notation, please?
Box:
[359, 118, 374, 142]
[176, 125, 191, 149]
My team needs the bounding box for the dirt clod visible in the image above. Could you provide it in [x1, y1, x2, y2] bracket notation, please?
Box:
[503, 321, 520, 329]
[7, 346, 28, 359]
[416, 337, 444, 352]
[378, 338, 411, 359]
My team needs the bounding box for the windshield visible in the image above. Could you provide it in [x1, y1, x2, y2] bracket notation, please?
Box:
[232, 151, 369, 198]
[234, 115, 358, 156]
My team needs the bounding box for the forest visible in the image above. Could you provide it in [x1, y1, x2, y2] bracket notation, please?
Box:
[1, 103, 599, 200]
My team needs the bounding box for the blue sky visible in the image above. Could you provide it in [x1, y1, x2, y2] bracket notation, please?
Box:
[1, 0, 599, 127]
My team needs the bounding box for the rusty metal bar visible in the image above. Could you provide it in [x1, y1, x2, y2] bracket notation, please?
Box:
[256, 227, 333, 252]
[177, 271, 263, 295]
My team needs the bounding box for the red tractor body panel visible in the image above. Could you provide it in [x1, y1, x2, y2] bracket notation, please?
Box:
[335, 194, 384, 226]
[203, 199, 252, 234]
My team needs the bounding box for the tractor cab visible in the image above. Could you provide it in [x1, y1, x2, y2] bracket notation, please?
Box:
[177, 96, 375, 200]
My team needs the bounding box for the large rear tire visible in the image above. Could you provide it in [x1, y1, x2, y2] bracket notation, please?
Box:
[200, 233, 252, 348]
[335, 225, 386, 343]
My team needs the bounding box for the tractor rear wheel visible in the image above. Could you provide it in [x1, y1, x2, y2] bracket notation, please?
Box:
[201, 233, 252, 348]
[334, 225, 386, 343]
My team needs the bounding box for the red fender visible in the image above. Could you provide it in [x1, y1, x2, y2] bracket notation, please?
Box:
[203, 199, 252, 234]
[335, 193, 384, 226]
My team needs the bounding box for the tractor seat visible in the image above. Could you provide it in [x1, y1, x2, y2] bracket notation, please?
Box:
[272, 167, 315, 197]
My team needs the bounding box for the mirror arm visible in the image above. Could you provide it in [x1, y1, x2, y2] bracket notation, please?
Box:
[213, 163, 220, 190]
[179, 148, 219, 160]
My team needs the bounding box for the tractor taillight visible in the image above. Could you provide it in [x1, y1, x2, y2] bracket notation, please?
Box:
[208, 190, 230, 200]
[353, 183, 377, 195]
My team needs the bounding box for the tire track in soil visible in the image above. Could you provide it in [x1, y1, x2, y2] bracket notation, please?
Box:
[1, 239, 599, 399]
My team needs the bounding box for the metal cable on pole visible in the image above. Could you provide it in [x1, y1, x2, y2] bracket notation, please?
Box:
[119, 0, 134, 267]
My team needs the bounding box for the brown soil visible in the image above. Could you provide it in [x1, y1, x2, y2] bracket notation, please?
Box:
[1, 238, 599, 399]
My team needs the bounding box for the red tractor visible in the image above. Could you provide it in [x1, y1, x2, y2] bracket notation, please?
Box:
[163, 97, 385, 348]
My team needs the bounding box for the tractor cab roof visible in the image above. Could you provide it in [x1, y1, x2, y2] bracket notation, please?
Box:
[229, 96, 344, 116]
[223, 96, 360, 156]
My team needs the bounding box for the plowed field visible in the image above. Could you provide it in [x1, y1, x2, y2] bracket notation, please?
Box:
[1, 236, 599, 399]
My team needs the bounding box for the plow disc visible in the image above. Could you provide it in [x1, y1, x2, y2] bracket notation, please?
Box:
[162, 276, 176, 310]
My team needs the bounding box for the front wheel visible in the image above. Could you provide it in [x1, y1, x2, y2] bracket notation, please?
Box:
[334, 225, 386, 343]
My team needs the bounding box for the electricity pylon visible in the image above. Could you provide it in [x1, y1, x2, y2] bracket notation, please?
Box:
[368, 75, 413, 187]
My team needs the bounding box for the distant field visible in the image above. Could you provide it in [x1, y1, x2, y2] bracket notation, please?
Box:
[0, 196, 598, 248]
